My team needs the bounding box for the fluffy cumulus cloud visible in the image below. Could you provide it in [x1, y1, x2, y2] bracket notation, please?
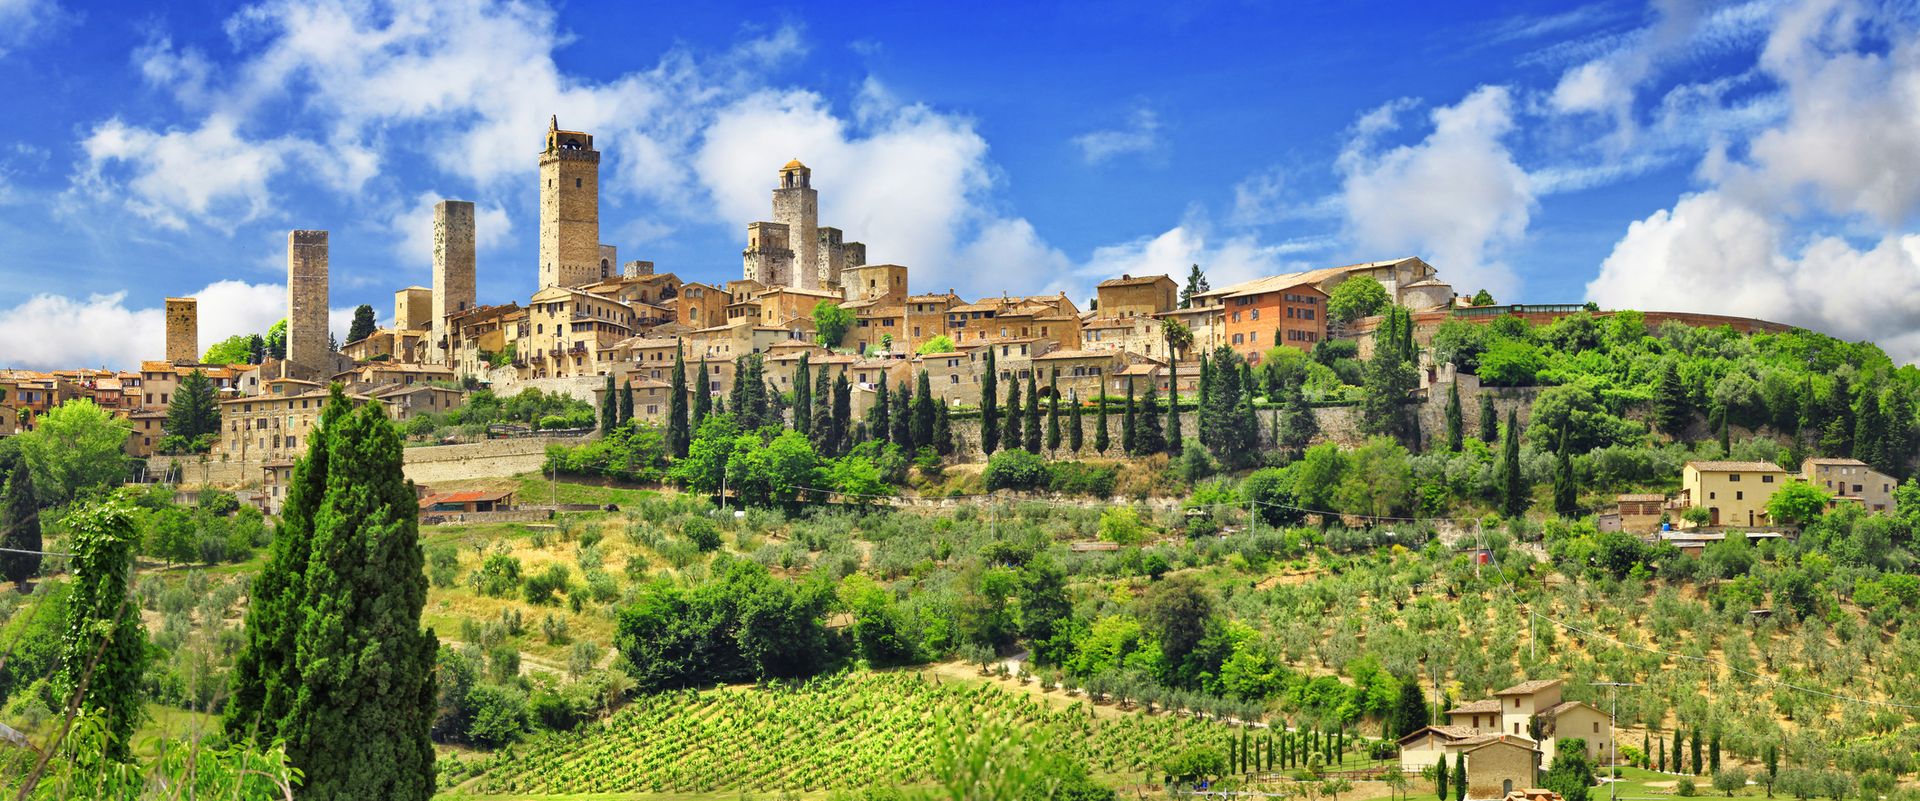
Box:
[1071, 108, 1163, 164]
[1338, 86, 1534, 299]
[1587, 0, 1920, 362]
[1548, 0, 1775, 139]
[0, 280, 293, 370]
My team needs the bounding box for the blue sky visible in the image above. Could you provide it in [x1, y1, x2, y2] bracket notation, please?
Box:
[1, 0, 1917, 369]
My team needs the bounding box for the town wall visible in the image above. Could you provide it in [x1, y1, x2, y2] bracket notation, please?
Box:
[403, 437, 553, 484]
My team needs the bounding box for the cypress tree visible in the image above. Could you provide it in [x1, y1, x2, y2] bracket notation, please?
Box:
[1855, 384, 1888, 471]
[1445, 380, 1464, 451]
[0, 453, 41, 589]
[1710, 731, 1721, 775]
[1716, 403, 1731, 453]
[1479, 394, 1498, 444]
[871, 380, 892, 445]
[286, 400, 437, 800]
[1004, 374, 1024, 453]
[793, 351, 811, 436]
[668, 344, 691, 457]
[693, 362, 712, 425]
[1653, 359, 1690, 438]
[1167, 357, 1184, 456]
[164, 368, 222, 451]
[1436, 754, 1448, 801]
[831, 374, 851, 457]
[1659, 735, 1666, 772]
[1047, 370, 1062, 452]
[1765, 743, 1778, 784]
[981, 348, 1000, 456]
[810, 368, 835, 456]
[58, 498, 147, 763]
[933, 398, 954, 456]
[619, 380, 634, 426]
[1452, 752, 1466, 801]
[1821, 373, 1854, 456]
[1068, 389, 1084, 453]
[1554, 424, 1578, 517]
[1138, 383, 1166, 454]
[1195, 354, 1211, 444]
[1094, 390, 1110, 454]
[1674, 729, 1685, 775]
[1691, 728, 1702, 775]
[1123, 378, 1138, 456]
[600, 373, 617, 435]
[891, 380, 913, 449]
[227, 391, 349, 745]
[1501, 408, 1528, 518]
[912, 370, 936, 449]
[1024, 369, 1042, 454]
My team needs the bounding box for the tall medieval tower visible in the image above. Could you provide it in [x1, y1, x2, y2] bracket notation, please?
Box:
[431, 199, 476, 364]
[772, 160, 819, 289]
[539, 116, 601, 289]
[286, 230, 330, 373]
[164, 297, 198, 364]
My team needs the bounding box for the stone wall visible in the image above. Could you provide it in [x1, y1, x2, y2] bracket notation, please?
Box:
[403, 437, 555, 484]
[484, 373, 609, 406]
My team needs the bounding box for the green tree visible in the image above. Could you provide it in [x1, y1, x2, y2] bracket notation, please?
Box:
[809, 370, 835, 456]
[870, 379, 892, 445]
[693, 362, 712, 425]
[831, 374, 852, 457]
[1166, 354, 1185, 457]
[1436, 754, 1449, 801]
[1362, 307, 1418, 443]
[1094, 390, 1110, 454]
[202, 334, 253, 364]
[0, 452, 42, 588]
[1328, 276, 1391, 323]
[1452, 752, 1467, 801]
[1479, 393, 1498, 443]
[16, 399, 130, 505]
[1445, 380, 1464, 452]
[600, 374, 618, 436]
[347, 304, 377, 343]
[1767, 482, 1831, 527]
[1709, 732, 1721, 775]
[1024, 369, 1043, 453]
[1692, 728, 1703, 776]
[891, 380, 913, 448]
[1501, 408, 1528, 518]
[1046, 371, 1062, 452]
[912, 370, 936, 448]
[1138, 574, 1214, 684]
[265, 318, 287, 360]
[248, 333, 266, 364]
[1554, 425, 1578, 517]
[284, 400, 438, 799]
[619, 380, 634, 426]
[1164, 317, 1194, 362]
[1137, 383, 1167, 455]
[1389, 676, 1427, 738]
[1471, 289, 1496, 306]
[1122, 379, 1137, 455]
[1542, 737, 1594, 801]
[163, 370, 222, 454]
[1179, 264, 1209, 310]
[792, 351, 812, 437]
[1003, 372, 1024, 454]
[58, 498, 149, 763]
[981, 347, 1000, 456]
[668, 345, 691, 457]
[916, 334, 956, 354]
[1068, 389, 1084, 453]
[813, 301, 854, 347]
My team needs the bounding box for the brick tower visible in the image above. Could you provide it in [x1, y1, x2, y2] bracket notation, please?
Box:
[772, 159, 819, 289]
[286, 230, 330, 373]
[164, 297, 198, 364]
[431, 199, 476, 364]
[538, 116, 601, 289]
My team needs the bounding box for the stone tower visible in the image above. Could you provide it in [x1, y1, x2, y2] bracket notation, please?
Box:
[431, 199, 476, 364]
[772, 159, 819, 289]
[164, 297, 198, 364]
[286, 230, 330, 373]
[538, 116, 601, 289]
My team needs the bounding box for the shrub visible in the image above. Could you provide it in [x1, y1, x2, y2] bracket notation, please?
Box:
[523, 564, 572, 605]
[683, 517, 722, 551]
[983, 449, 1050, 491]
[473, 554, 523, 598]
[1676, 778, 1696, 797]
[1048, 461, 1118, 497]
[1099, 507, 1148, 545]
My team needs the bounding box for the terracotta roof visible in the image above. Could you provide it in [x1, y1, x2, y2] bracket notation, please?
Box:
[1538, 700, 1601, 718]
[419, 489, 514, 509]
[1494, 679, 1563, 697]
[1803, 457, 1870, 466]
[1096, 274, 1174, 288]
[1447, 699, 1503, 715]
[1687, 460, 1788, 473]
[1395, 724, 1481, 745]
[1463, 734, 1541, 753]
[1033, 349, 1113, 361]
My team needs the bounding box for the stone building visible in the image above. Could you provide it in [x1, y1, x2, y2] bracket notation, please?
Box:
[394, 286, 433, 332]
[1094, 274, 1177, 319]
[904, 291, 961, 353]
[1033, 350, 1122, 402]
[521, 286, 637, 377]
[1801, 457, 1896, 513]
[431, 199, 477, 365]
[538, 118, 604, 289]
[285, 230, 331, 374]
[742, 160, 867, 292]
[1674, 460, 1789, 528]
[165, 297, 198, 364]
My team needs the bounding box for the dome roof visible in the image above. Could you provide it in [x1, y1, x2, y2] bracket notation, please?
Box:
[781, 158, 807, 170]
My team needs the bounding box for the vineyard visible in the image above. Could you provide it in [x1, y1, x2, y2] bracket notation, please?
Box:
[461, 671, 1246, 794]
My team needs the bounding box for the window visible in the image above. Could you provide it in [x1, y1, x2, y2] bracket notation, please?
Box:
[1593, 721, 1601, 733]
[575, 178, 582, 188]
[1250, 309, 1259, 320]
[1729, 474, 1741, 482]
[1762, 475, 1775, 483]
[1854, 484, 1865, 493]
[1736, 491, 1744, 500]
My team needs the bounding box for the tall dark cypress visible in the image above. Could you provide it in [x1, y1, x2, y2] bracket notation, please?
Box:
[1167, 357, 1183, 456]
[226, 390, 349, 744]
[1122, 378, 1138, 455]
[287, 400, 437, 800]
[933, 398, 953, 456]
[890, 380, 913, 449]
[792, 351, 812, 436]
[618, 380, 634, 426]
[600, 373, 618, 435]
[1046, 370, 1062, 452]
[1068, 389, 1084, 453]
[1004, 373, 1024, 454]
[693, 361, 712, 425]
[810, 368, 835, 456]
[668, 344, 690, 457]
[1554, 424, 1577, 517]
[980, 347, 1000, 456]
[0, 453, 41, 589]
[1024, 369, 1042, 454]
[1138, 383, 1166, 454]
[871, 379, 892, 445]
[1445, 380, 1464, 452]
[831, 374, 851, 457]
[1094, 388, 1110, 454]
[1501, 407, 1528, 518]
[1479, 393, 1498, 443]
[912, 370, 936, 449]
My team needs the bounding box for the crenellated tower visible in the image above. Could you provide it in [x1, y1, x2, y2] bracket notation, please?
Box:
[539, 116, 601, 289]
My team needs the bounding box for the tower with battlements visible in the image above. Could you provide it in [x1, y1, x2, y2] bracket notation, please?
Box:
[539, 117, 602, 289]
[286, 230, 330, 372]
[165, 297, 197, 364]
[431, 200, 476, 363]
[743, 160, 866, 293]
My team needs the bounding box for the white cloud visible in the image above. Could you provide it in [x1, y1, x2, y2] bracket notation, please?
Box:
[0, 280, 288, 370]
[1549, 0, 1778, 142]
[0, 0, 58, 57]
[1338, 86, 1534, 299]
[73, 116, 301, 231]
[385, 193, 514, 271]
[1587, 0, 1920, 363]
[1071, 108, 1163, 164]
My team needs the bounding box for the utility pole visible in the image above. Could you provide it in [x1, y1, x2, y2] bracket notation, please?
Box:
[1595, 681, 1641, 801]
